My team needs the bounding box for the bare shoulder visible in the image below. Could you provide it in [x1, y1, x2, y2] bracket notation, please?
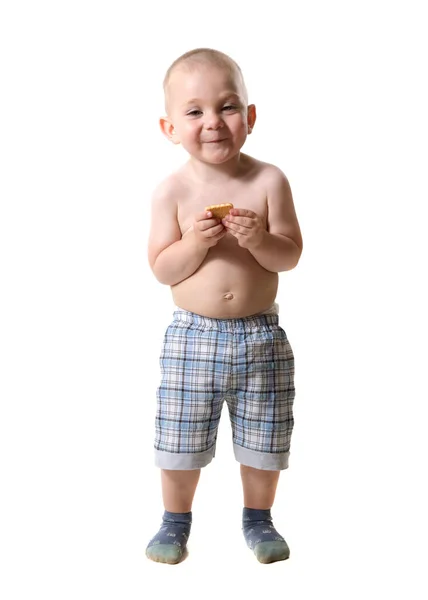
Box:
[148, 171, 185, 270]
[254, 158, 290, 187]
[150, 170, 184, 210]
[240, 154, 290, 188]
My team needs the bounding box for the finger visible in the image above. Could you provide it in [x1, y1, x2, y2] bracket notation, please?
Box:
[224, 227, 240, 240]
[206, 223, 225, 236]
[214, 228, 227, 240]
[223, 219, 252, 233]
[195, 211, 219, 222]
[198, 217, 221, 230]
[223, 221, 249, 235]
[229, 208, 257, 218]
[223, 216, 253, 228]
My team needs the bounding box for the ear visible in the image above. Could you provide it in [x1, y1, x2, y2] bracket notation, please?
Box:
[247, 104, 256, 134]
[160, 117, 180, 144]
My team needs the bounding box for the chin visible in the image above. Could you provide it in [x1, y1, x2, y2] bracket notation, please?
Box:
[204, 156, 237, 166]
[203, 147, 242, 164]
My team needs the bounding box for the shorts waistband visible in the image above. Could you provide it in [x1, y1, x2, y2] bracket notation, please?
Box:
[172, 307, 280, 333]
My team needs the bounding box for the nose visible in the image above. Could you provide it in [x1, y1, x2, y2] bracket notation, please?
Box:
[204, 111, 223, 130]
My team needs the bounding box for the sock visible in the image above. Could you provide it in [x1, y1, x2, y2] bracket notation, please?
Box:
[146, 511, 192, 564]
[242, 507, 290, 564]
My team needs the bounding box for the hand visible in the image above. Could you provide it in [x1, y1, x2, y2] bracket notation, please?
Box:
[193, 210, 227, 248]
[222, 208, 265, 249]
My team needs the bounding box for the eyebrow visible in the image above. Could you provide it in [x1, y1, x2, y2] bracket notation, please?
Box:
[181, 92, 243, 107]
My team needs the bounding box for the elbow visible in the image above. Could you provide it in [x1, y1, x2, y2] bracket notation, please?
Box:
[151, 264, 174, 286]
[294, 243, 303, 266]
[151, 259, 183, 286]
[283, 241, 303, 272]
[150, 256, 170, 285]
[291, 245, 303, 270]
[152, 272, 171, 285]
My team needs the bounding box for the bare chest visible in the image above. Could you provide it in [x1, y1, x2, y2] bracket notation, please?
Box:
[177, 181, 268, 235]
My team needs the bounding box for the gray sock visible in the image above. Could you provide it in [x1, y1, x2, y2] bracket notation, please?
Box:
[242, 507, 290, 563]
[146, 511, 192, 565]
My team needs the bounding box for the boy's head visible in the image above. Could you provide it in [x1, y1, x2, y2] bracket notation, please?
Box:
[160, 48, 256, 165]
[163, 48, 248, 110]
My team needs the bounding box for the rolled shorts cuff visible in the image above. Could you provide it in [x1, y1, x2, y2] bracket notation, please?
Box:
[154, 446, 215, 470]
[233, 443, 290, 471]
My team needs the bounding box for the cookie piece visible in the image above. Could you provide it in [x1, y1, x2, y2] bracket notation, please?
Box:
[205, 203, 234, 219]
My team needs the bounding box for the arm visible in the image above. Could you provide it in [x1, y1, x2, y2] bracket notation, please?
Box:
[222, 168, 303, 273]
[248, 229, 301, 273]
[147, 184, 226, 286]
[248, 169, 302, 272]
[151, 231, 209, 286]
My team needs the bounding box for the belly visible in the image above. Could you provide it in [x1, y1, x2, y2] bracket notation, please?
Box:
[171, 236, 278, 318]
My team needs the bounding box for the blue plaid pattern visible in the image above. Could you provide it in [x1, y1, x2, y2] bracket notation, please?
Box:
[155, 309, 295, 458]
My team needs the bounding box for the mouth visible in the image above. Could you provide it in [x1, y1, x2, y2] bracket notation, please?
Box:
[204, 139, 227, 144]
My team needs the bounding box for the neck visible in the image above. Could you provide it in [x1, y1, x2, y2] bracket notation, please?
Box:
[187, 153, 244, 184]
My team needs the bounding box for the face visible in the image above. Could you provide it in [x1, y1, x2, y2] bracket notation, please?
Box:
[162, 64, 256, 165]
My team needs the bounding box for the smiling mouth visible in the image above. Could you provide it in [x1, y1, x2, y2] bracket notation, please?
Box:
[205, 139, 227, 143]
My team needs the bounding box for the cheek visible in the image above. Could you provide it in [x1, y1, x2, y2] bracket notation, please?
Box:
[230, 114, 248, 133]
[182, 122, 200, 139]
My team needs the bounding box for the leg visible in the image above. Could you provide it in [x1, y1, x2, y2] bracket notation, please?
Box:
[240, 465, 279, 509]
[162, 468, 201, 512]
[231, 318, 295, 563]
[146, 469, 200, 564]
[240, 465, 290, 564]
[148, 311, 230, 563]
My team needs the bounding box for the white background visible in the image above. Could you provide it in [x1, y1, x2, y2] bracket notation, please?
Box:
[1, 0, 427, 598]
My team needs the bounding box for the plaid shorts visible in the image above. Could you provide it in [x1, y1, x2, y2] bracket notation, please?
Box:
[154, 308, 295, 471]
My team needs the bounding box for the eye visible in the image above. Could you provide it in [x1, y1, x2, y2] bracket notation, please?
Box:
[186, 110, 202, 117]
[222, 105, 238, 112]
